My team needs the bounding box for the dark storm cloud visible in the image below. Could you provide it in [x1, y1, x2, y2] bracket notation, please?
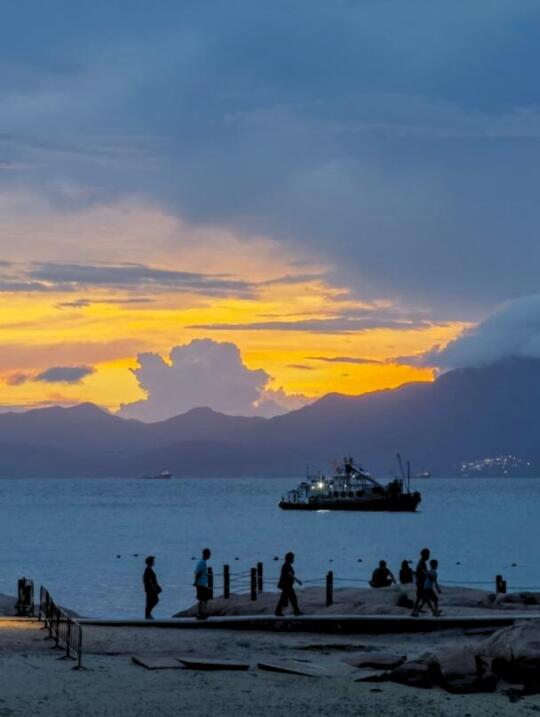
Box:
[3, 2, 540, 313]
[34, 365, 95, 383]
[7, 365, 95, 384]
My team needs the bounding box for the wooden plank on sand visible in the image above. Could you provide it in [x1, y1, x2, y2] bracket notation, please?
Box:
[132, 655, 185, 670]
[177, 657, 250, 671]
[257, 660, 327, 677]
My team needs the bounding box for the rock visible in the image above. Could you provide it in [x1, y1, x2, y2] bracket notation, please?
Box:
[437, 647, 497, 694]
[345, 652, 406, 670]
[479, 619, 540, 691]
[388, 661, 437, 689]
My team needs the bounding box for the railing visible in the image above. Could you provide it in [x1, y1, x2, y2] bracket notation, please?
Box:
[206, 562, 526, 608]
[38, 586, 84, 669]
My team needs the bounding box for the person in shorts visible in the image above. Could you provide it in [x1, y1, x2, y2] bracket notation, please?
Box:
[194, 548, 212, 620]
[419, 559, 442, 616]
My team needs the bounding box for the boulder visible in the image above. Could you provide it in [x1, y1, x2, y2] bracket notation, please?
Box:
[478, 619, 540, 691]
[437, 647, 497, 693]
[388, 661, 437, 689]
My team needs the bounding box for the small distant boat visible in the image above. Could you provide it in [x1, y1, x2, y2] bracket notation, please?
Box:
[142, 469, 173, 480]
[278, 455, 421, 512]
[415, 470, 431, 479]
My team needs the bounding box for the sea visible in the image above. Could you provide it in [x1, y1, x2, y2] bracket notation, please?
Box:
[0, 477, 539, 619]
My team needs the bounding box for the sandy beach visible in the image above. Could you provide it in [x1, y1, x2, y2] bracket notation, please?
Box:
[2, 598, 540, 716]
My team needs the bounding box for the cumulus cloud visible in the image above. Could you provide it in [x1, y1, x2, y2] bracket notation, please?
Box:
[118, 339, 312, 421]
[409, 294, 540, 369]
[7, 365, 95, 384]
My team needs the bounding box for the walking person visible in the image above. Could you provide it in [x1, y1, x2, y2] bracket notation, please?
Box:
[411, 547, 430, 617]
[275, 552, 303, 617]
[143, 555, 161, 620]
[418, 559, 442, 616]
[194, 548, 212, 620]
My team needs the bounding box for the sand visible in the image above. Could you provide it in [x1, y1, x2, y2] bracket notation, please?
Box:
[1, 618, 540, 716]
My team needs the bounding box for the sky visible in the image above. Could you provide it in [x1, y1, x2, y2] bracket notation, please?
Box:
[1, 1, 539, 420]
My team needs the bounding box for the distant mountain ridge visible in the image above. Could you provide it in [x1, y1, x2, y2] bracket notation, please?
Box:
[1, 358, 539, 478]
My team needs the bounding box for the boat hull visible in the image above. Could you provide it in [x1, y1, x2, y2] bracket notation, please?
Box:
[279, 494, 421, 512]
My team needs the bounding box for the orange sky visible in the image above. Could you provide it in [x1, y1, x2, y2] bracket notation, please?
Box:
[0, 196, 469, 414]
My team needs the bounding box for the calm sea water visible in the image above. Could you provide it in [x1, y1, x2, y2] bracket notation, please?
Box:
[0, 477, 538, 618]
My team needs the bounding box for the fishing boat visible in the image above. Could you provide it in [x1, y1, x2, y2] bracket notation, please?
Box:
[278, 456, 421, 512]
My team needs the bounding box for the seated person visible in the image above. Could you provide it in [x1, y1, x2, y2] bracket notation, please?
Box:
[370, 560, 395, 588]
[399, 560, 414, 584]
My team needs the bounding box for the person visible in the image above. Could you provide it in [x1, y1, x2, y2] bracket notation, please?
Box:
[411, 548, 430, 616]
[419, 559, 442, 616]
[399, 560, 414, 585]
[369, 560, 395, 588]
[143, 556, 161, 620]
[194, 548, 212, 620]
[275, 552, 303, 616]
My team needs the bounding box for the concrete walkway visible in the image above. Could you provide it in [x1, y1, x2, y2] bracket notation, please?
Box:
[78, 612, 540, 633]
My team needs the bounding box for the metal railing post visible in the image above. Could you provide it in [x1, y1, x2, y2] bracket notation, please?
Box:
[326, 570, 333, 607]
[250, 568, 257, 601]
[257, 562, 263, 593]
[223, 565, 230, 599]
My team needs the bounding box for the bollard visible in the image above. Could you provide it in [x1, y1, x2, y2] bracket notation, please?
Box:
[326, 570, 333, 607]
[496, 574, 507, 594]
[250, 568, 257, 601]
[223, 564, 230, 599]
[257, 562, 264, 593]
[208, 567, 214, 600]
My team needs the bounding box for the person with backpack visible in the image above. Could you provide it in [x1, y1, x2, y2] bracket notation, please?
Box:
[275, 552, 303, 617]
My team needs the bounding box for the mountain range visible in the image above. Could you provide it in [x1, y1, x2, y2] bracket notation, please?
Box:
[0, 358, 538, 478]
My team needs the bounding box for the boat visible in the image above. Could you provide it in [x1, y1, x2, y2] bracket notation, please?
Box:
[143, 469, 172, 480]
[278, 456, 421, 512]
[415, 470, 431, 479]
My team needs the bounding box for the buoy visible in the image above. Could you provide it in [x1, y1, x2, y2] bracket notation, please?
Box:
[456, 561, 461, 565]
[133, 553, 139, 557]
[273, 556, 279, 561]
[117, 555, 121, 558]
[357, 558, 362, 562]
[512, 562, 517, 567]
[235, 557, 239, 561]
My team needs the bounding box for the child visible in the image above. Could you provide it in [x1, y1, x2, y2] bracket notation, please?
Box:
[420, 558, 442, 616]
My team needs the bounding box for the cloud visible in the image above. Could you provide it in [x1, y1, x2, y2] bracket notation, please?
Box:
[406, 294, 540, 369]
[307, 356, 383, 365]
[287, 364, 314, 371]
[56, 297, 154, 308]
[189, 317, 430, 334]
[3, 2, 540, 316]
[7, 365, 95, 384]
[28, 262, 256, 296]
[118, 339, 312, 421]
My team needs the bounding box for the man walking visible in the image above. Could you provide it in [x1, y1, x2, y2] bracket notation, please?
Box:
[275, 552, 303, 617]
[194, 548, 212, 620]
[411, 547, 430, 617]
[143, 555, 161, 620]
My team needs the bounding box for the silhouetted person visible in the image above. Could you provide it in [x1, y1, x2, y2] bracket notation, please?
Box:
[275, 552, 303, 616]
[418, 559, 442, 616]
[194, 548, 212, 620]
[411, 547, 430, 616]
[369, 560, 395, 588]
[143, 556, 161, 620]
[399, 560, 414, 585]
